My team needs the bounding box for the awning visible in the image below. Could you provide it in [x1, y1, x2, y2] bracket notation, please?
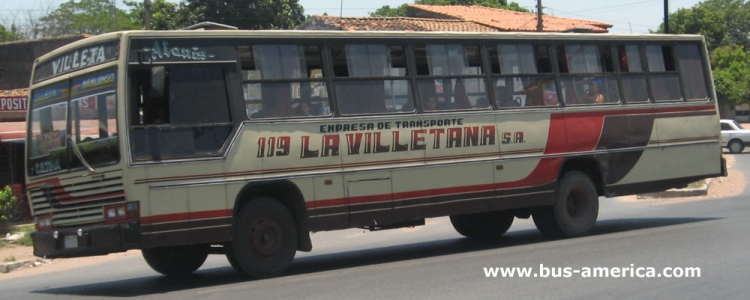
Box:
[0, 121, 26, 141]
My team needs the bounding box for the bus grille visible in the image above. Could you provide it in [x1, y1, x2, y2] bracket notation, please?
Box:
[29, 170, 125, 227]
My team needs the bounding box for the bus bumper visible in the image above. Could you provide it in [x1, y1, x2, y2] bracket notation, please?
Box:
[31, 221, 141, 258]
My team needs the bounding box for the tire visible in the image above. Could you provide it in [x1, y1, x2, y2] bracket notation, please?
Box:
[142, 244, 209, 277]
[728, 139, 745, 154]
[230, 197, 298, 278]
[450, 211, 514, 238]
[533, 171, 599, 239]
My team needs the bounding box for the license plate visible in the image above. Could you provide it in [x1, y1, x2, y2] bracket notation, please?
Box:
[64, 235, 78, 249]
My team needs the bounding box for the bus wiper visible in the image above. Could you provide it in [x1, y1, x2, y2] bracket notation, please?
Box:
[67, 134, 96, 173]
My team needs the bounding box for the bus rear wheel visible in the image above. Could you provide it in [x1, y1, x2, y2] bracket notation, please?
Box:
[229, 197, 298, 278]
[142, 244, 209, 277]
[450, 211, 514, 238]
[533, 171, 599, 239]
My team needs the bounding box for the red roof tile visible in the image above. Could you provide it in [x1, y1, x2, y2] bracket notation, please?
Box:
[408, 4, 611, 33]
[302, 15, 498, 32]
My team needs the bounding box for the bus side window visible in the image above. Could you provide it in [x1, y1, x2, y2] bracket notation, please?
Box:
[676, 44, 709, 101]
[414, 44, 486, 112]
[646, 45, 682, 102]
[618, 45, 650, 103]
[559, 44, 619, 105]
[332, 44, 413, 115]
[491, 44, 555, 108]
[129, 65, 233, 161]
[240, 45, 330, 118]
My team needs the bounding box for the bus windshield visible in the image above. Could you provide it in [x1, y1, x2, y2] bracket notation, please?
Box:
[28, 71, 119, 176]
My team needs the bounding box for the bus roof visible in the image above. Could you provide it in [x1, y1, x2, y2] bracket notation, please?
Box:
[33, 29, 707, 70]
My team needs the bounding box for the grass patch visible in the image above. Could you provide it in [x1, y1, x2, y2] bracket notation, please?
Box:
[3, 255, 15, 262]
[0, 224, 35, 249]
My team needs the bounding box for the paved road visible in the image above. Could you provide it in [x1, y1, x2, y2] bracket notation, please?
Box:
[2, 155, 749, 299]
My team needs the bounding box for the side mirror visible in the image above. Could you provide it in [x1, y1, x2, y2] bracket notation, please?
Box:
[150, 66, 165, 98]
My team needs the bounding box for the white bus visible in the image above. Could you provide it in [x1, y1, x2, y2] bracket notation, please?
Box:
[26, 30, 725, 278]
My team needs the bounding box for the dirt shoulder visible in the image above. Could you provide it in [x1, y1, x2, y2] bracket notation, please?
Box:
[1, 155, 743, 280]
[0, 245, 141, 280]
[619, 154, 744, 204]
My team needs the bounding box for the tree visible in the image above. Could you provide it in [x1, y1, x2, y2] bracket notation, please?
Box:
[0, 25, 23, 42]
[658, 0, 750, 106]
[370, 4, 409, 17]
[39, 0, 139, 36]
[711, 45, 750, 106]
[185, 0, 305, 30]
[124, 0, 198, 30]
[657, 0, 750, 51]
[0, 186, 16, 234]
[370, 0, 527, 17]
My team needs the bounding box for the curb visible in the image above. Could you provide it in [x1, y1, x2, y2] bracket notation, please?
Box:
[0, 260, 27, 273]
[0, 258, 51, 274]
[636, 178, 711, 199]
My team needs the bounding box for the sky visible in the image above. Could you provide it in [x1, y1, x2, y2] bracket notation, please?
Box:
[0, 0, 704, 34]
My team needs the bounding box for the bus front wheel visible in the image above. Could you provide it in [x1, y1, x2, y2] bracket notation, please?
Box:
[533, 171, 599, 239]
[229, 197, 298, 278]
[142, 244, 209, 277]
[450, 211, 514, 238]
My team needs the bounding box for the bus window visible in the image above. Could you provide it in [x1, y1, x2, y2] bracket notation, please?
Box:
[490, 44, 555, 108]
[559, 44, 619, 105]
[646, 45, 682, 102]
[129, 65, 233, 161]
[70, 71, 119, 168]
[618, 45, 650, 103]
[414, 44, 487, 111]
[677, 44, 709, 101]
[331, 44, 413, 114]
[239, 45, 330, 118]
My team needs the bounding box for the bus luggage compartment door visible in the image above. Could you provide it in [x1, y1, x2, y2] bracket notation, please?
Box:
[345, 172, 393, 229]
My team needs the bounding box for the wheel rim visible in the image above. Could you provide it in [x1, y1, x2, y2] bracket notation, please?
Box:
[730, 142, 742, 153]
[250, 218, 283, 257]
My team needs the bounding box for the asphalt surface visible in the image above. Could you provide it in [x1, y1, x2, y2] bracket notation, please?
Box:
[1, 154, 748, 299]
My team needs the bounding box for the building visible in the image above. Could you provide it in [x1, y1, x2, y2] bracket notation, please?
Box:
[298, 4, 612, 33]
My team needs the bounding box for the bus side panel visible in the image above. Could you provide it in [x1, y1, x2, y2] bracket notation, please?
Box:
[139, 161, 230, 248]
[608, 143, 718, 194]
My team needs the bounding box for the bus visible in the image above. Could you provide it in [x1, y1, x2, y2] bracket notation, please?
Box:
[26, 30, 726, 278]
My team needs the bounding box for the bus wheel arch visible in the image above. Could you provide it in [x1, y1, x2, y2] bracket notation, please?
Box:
[233, 180, 312, 252]
[533, 159, 602, 239]
[229, 197, 298, 278]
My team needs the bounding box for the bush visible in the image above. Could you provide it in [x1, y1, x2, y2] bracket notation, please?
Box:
[0, 186, 17, 234]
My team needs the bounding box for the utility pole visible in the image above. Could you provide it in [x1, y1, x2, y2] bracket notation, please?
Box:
[145, 0, 152, 30]
[537, 0, 543, 32]
[663, 0, 669, 33]
[110, 0, 116, 32]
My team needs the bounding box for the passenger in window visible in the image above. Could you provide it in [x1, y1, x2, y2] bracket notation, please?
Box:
[424, 95, 439, 111]
[453, 79, 472, 109]
[523, 81, 545, 107]
[296, 98, 314, 116]
[581, 82, 605, 104]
